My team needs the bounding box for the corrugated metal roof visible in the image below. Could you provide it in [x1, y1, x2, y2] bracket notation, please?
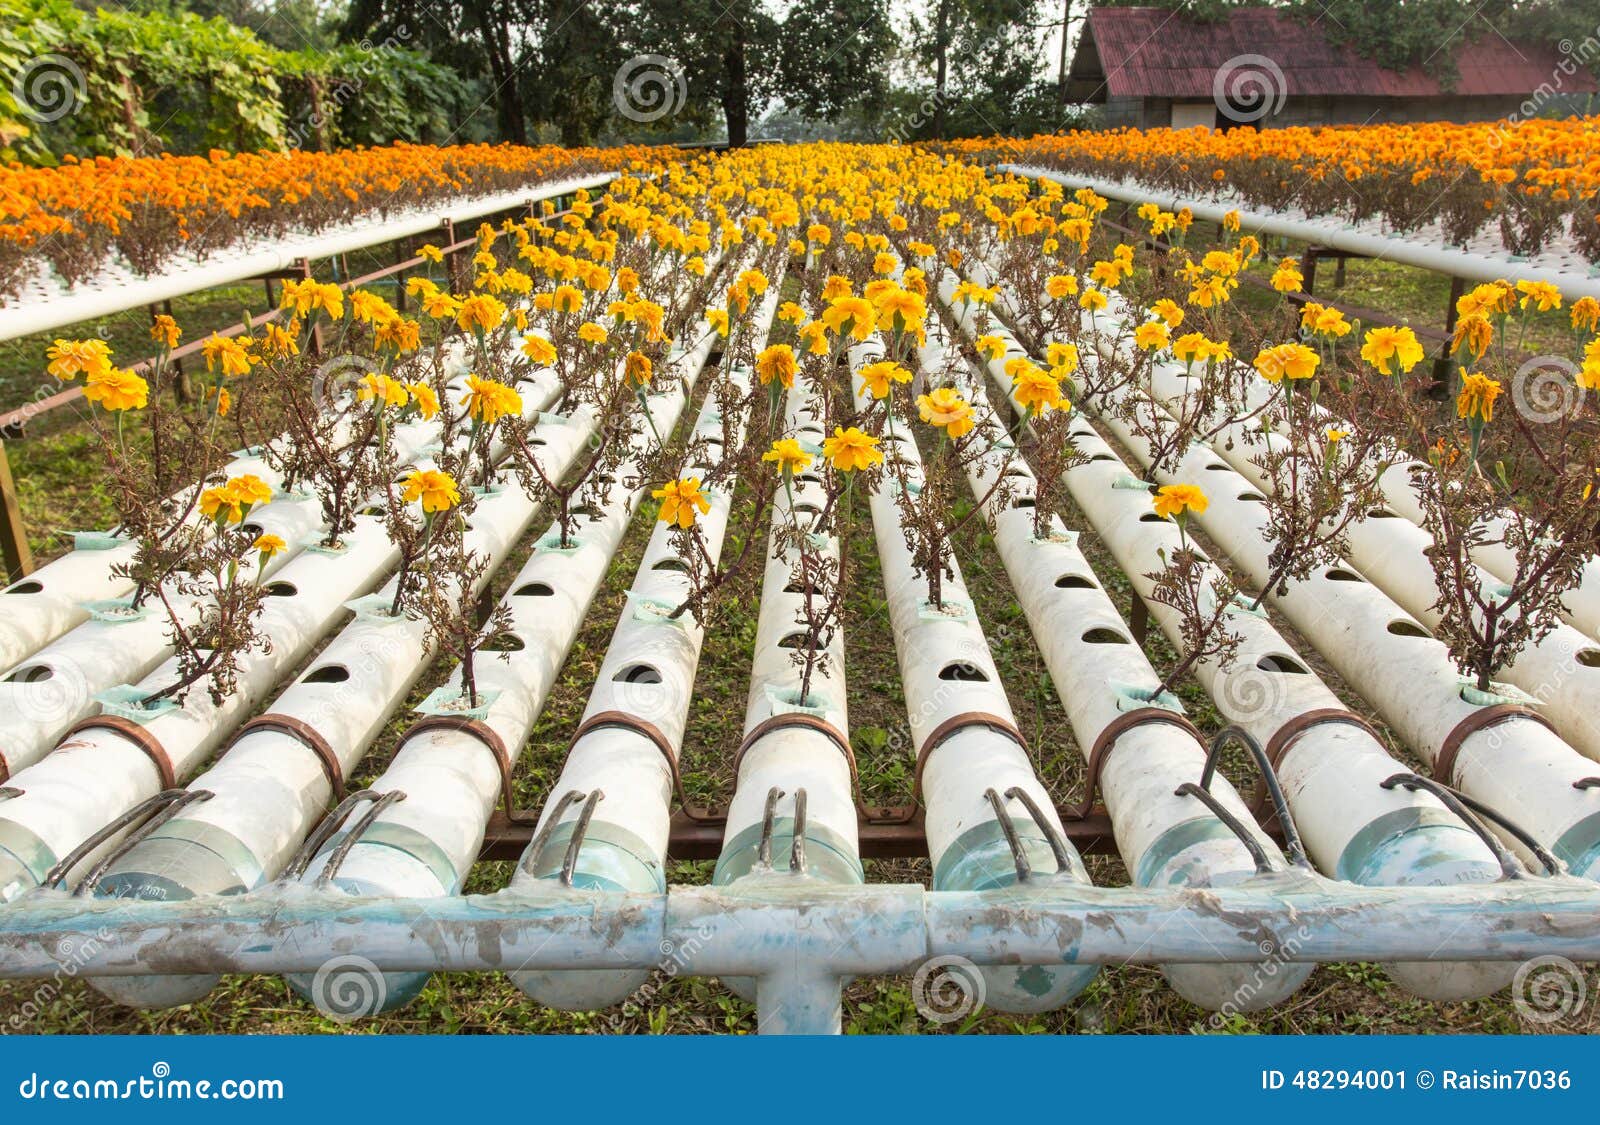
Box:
[1073, 7, 1598, 101]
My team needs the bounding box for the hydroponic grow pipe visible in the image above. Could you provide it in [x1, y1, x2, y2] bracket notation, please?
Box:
[1085, 375, 1600, 879]
[851, 334, 1098, 1015]
[284, 297, 753, 1014]
[0, 174, 616, 343]
[942, 270, 1521, 999]
[0, 367, 518, 775]
[509, 363, 755, 1012]
[706, 383, 863, 1031]
[1003, 165, 1600, 300]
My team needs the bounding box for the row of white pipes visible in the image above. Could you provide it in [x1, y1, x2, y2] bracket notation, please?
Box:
[936, 264, 1521, 1001]
[283, 277, 774, 1014]
[999, 275, 1600, 881]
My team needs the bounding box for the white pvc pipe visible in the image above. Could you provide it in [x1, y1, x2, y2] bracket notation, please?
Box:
[851, 332, 1098, 1013]
[0, 174, 616, 342]
[1005, 165, 1600, 299]
[511, 362, 756, 1010]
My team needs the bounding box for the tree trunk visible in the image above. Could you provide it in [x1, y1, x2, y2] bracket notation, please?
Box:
[722, 27, 749, 147]
[933, 0, 950, 140]
[1057, 0, 1073, 103]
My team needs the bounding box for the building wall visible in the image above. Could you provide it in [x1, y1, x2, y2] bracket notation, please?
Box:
[1093, 94, 1532, 131]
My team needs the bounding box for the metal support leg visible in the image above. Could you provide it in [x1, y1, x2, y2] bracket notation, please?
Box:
[756, 968, 843, 1034]
[0, 439, 33, 582]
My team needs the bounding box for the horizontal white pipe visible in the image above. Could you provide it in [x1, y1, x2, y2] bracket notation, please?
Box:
[1005, 165, 1600, 299]
[0, 174, 615, 342]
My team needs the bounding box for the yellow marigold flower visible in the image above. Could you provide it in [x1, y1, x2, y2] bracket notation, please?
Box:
[1222, 210, 1241, 233]
[551, 285, 584, 314]
[422, 290, 460, 320]
[858, 360, 911, 399]
[201, 334, 253, 377]
[907, 240, 935, 258]
[763, 438, 812, 476]
[1515, 279, 1562, 312]
[1360, 325, 1426, 376]
[917, 387, 975, 438]
[350, 289, 396, 325]
[823, 296, 876, 341]
[823, 426, 882, 472]
[874, 286, 926, 331]
[1012, 363, 1063, 415]
[261, 322, 299, 357]
[401, 468, 461, 514]
[1456, 371, 1503, 424]
[374, 317, 420, 354]
[1151, 298, 1184, 328]
[625, 350, 653, 387]
[974, 335, 1007, 362]
[522, 334, 557, 366]
[418, 244, 444, 264]
[1570, 296, 1600, 333]
[357, 372, 408, 410]
[1089, 260, 1124, 288]
[778, 301, 807, 325]
[578, 321, 608, 344]
[798, 320, 828, 355]
[739, 269, 769, 296]
[806, 223, 832, 246]
[872, 252, 897, 276]
[150, 315, 180, 350]
[405, 381, 440, 420]
[1153, 483, 1208, 520]
[1079, 287, 1108, 311]
[457, 294, 507, 335]
[1253, 342, 1320, 383]
[1046, 341, 1080, 374]
[616, 266, 640, 294]
[756, 344, 798, 388]
[207, 385, 232, 417]
[83, 367, 148, 412]
[822, 274, 853, 300]
[46, 338, 113, 381]
[1045, 274, 1078, 300]
[1450, 313, 1494, 360]
[1173, 332, 1208, 365]
[706, 308, 730, 337]
[654, 476, 711, 529]
[953, 280, 998, 306]
[280, 279, 343, 321]
[1325, 427, 1350, 443]
[464, 374, 522, 424]
[1578, 360, 1600, 392]
[1135, 321, 1171, 351]
[1271, 259, 1304, 293]
[252, 533, 286, 564]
